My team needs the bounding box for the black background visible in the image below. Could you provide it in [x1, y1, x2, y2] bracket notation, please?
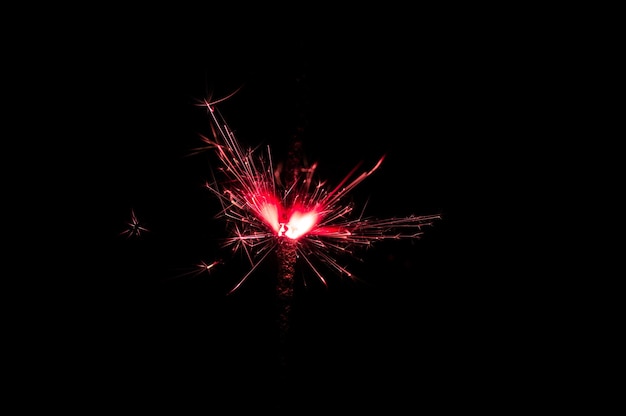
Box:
[12, 8, 576, 413]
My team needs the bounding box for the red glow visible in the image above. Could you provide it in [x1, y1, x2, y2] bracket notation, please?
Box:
[257, 195, 281, 234]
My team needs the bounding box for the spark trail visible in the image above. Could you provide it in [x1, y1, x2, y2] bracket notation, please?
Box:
[194, 95, 441, 369]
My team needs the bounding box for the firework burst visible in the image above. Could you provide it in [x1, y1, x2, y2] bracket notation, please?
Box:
[194, 96, 441, 295]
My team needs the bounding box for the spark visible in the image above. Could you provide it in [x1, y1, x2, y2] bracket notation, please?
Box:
[120, 208, 149, 239]
[195, 97, 441, 295]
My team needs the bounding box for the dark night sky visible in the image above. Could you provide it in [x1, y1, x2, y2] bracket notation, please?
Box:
[15, 11, 569, 413]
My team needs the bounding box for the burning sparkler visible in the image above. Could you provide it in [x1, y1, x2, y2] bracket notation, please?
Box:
[192, 93, 441, 371]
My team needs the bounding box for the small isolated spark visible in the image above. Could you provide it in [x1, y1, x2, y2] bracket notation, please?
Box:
[119, 208, 149, 239]
[195, 97, 441, 295]
[174, 259, 223, 280]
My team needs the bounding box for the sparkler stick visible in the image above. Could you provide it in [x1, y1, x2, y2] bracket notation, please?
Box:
[274, 133, 307, 369]
[194, 93, 441, 377]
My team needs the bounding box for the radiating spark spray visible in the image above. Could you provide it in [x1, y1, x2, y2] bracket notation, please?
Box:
[194, 95, 441, 369]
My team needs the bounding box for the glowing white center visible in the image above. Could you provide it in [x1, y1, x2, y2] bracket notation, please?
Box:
[280, 211, 318, 240]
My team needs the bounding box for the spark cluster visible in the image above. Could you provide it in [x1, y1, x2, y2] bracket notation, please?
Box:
[194, 97, 440, 294]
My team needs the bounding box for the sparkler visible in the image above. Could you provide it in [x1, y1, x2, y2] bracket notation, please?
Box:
[193, 93, 441, 373]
